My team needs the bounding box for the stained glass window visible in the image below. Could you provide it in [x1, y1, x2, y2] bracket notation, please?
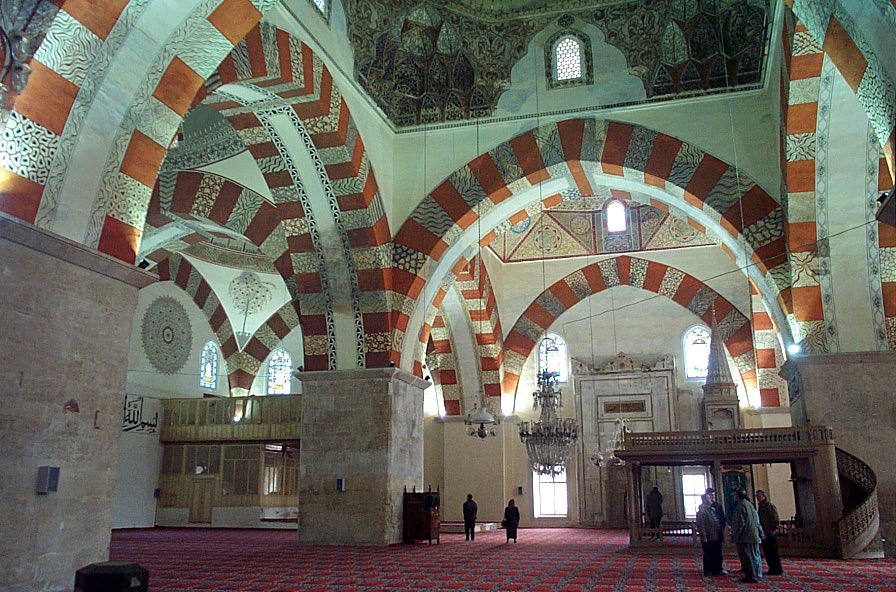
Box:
[606, 200, 627, 232]
[200, 342, 218, 390]
[267, 349, 292, 395]
[554, 36, 583, 82]
[538, 333, 568, 383]
[684, 326, 711, 378]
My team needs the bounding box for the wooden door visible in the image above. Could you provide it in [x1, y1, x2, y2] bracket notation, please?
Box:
[189, 477, 215, 523]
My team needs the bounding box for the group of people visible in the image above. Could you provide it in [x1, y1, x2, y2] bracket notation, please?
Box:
[695, 487, 784, 583]
[462, 494, 520, 543]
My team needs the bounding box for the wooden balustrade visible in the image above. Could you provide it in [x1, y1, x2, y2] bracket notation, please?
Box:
[620, 426, 835, 452]
[159, 396, 301, 442]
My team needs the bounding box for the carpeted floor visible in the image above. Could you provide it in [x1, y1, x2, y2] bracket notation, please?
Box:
[109, 527, 896, 592]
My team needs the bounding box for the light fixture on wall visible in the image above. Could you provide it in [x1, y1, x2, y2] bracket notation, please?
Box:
[0, 1, 56, 126]
[519, 370, 578, 476]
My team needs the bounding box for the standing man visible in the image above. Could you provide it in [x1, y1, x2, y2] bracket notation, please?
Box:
[756, 490, 783, 575]
[645, 486, 664, 538]
[463, 493, 478, 541]
[730, 488, 764, 583]
[705, 487, 726, 530]
[696, 492, 725, 575]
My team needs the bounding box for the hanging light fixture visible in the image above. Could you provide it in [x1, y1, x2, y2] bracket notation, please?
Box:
[591, 417, 626, 468]
[464, 120, 500, 440]
[518, 370, 578, 476]
[0, 1, 56, 126]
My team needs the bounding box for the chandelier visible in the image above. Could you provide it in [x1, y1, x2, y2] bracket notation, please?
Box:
[518, 370, 578, 476]
[464, 391, 500, 439]
[0, 1, 56, 126]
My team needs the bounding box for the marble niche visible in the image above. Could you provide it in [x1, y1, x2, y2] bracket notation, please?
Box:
[573, 353, 683, 527]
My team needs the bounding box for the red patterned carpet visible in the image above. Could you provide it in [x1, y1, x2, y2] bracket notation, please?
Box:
[110, 528, 896, 592]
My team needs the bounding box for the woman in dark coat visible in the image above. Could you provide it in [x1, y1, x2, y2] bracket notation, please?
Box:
[503, 499, 520, 542]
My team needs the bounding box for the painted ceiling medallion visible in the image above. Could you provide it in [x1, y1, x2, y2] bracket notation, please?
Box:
[142, 296, 193, 375]
[228, 271, 275, 316]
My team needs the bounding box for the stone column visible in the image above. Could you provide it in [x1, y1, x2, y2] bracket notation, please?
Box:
[297, 367, 427, 545]
[781, 352, 896, 555]
[0, 215, 154, 592]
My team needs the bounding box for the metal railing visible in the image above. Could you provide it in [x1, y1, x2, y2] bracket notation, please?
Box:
[160, 395, 301, 442]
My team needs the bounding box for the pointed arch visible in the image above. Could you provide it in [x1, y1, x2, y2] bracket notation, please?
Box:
[392, 117, 787, 372]
[502, 255, 756, 396]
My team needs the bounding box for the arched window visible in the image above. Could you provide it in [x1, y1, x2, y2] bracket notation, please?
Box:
[606, 200, 627, 233]
[267, 350, 292, 395]
[538, 333, 568, 383]
[200, 342, 218, 390]
[554, 36, 583, 82]
[545, 29, 592, 89]
[683, 326, 711, 379]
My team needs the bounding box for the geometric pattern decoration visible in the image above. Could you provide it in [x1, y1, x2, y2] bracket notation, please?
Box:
[347, 0, 772, 126]
[207, 23, 394, 369]
[750, 282, 788, 407]
[109, 527, 896, 592]
[141, 296, 193, 375]
[489, 199, 715, 263]
[782, 21, 830, 353]
[784, 1, 896, 180]
[453, 256, 504, 397]
[392, 117, 786, 370]
[156, 254, 301, 396]
[501, 255, 756, 397]
[426, 314, 463, 416]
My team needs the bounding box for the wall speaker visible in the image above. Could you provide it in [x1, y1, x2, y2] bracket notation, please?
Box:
[336, 478, 346, 492]
[36, 466, 60, 494]
[517, 486, 524, 495]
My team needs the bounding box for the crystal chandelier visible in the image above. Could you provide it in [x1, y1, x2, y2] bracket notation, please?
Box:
[0, 1, 57, 126]
[518, 370, 578, 476]
[465, 391, 500, 439]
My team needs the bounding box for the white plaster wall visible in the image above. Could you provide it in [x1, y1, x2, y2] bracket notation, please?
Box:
[126, 281, 230, 399]
[112, 430, 161, 528]
[823, 60, 884, 352]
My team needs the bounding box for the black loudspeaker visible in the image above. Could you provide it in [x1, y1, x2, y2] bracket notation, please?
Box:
[74, 562, 148, 592]
[36, 466, 60, 494]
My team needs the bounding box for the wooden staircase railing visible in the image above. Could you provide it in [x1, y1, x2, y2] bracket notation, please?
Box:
[835, 448, 879, 558]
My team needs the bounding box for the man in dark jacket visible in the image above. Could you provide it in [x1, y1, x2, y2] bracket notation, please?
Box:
[730, 488, 764, 583]
[463, 493, 478, 541]
[756, 490, 783, 575]
[645, 486, 664, 536]
[705, 487, 727, 529]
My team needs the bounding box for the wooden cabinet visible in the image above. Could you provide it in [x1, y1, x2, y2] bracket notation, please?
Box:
[403, 489, 440, 544]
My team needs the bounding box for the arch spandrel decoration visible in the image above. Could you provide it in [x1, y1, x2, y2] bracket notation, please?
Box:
[392, 117, 788, 369]
[501, 255, 757, 396]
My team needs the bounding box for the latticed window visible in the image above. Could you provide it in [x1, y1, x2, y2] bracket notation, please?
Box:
[267, 349, 292, 394]
[200, 342, 218, 390]
[554, 36, 583, 81]
[538, 333, 568, 383]
[310, 0, 327, 15]
[684, 326, 711, 378]
[606, 200, 627, 233]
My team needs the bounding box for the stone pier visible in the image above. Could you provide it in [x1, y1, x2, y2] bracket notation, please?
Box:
[297, 368, 428, 545]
